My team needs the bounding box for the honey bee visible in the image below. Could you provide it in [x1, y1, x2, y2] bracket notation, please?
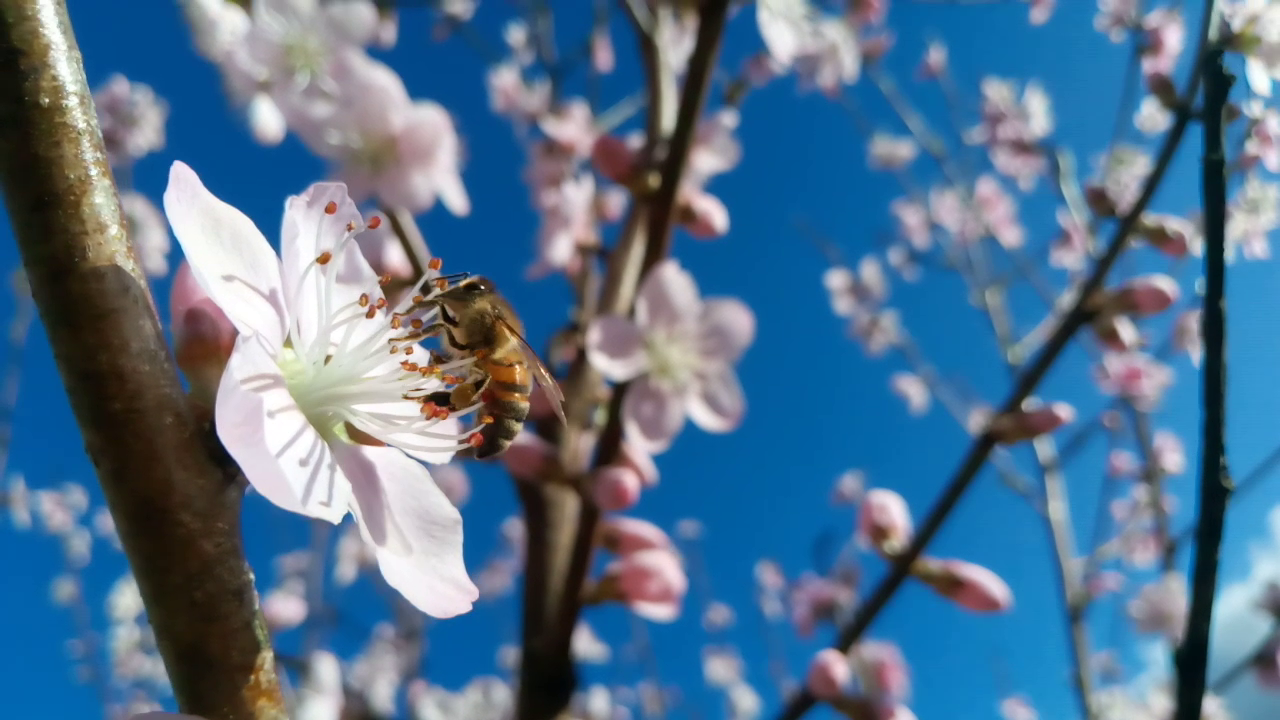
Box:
[394, 275, 567, 459]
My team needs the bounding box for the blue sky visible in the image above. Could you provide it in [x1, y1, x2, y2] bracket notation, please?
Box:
[3, 1, 1280, 719]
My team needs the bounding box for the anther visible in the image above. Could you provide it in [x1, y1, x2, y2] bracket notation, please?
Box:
[480, 415, 495, 425]
[412, 294, 425, 304]
[410, 319, 424, 329]
[368, 215, 383, 229]
[428, 257, 443, 271]
[379, 274, 392, 286]
[434, 278, 448, 290]
[324, 201, 338, 215]
[390, 316, 402, 329]
[404, 346, 415, 355]
[316, 251, 333, 265]
[358, 293, 370, 308]
[467, 433, 485, 448]
[346, 221, 357, 232]
[401, 361, 419, 372]
[365, 307, 377, 319]
[390, 345, 400, 354]
[375, 298, 387, 309]
[419, 365, 439, 377]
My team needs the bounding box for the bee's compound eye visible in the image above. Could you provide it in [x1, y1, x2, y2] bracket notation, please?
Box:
[471, 277, 494, 293]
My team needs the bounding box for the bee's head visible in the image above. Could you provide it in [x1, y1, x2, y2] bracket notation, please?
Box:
[457, 276, 495, 295]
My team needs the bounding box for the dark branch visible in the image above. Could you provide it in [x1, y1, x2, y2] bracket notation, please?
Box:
[1173, 4, 1232, 718]
[0, 1, 284, 718]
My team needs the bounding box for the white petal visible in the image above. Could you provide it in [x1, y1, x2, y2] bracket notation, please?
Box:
[163, 161, 288, 349]
[699, 298, 756, 364]
[1247, 57, 1273, 98]
[350, 444, 478, 617]
[622, 376, 686, 455]
[686, 366, 746, 433]
[635, 258, 702, 331]
[330, 440, 411, 556]
[347, 397, 463, 464]
[215, 333, 352, 523]
[585, 315, 649, 381]
[279, 182, 381, 351]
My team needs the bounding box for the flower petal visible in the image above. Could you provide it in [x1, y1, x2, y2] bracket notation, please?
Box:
[586, 315, 649, 381]
[349, 444, 478, 617]
[163, 161, 288, 349]
[215, 333, 351, 523]
[635, 259, 702, 331]
[699, 298, 755, 364]
[687, 366, 745, 433]
[330, 440, 411, 557]
[622, 376, 686, 455]
[279, 182, 381, 352]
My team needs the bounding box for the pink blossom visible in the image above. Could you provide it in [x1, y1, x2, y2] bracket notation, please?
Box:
[162, 161, 477, 617]
[999, 695, 1038, 720]
[1049, 207, 1090, 272]
[1140, 9, 1185, 78]
[262, 586, 308, 631]
[604, 547, 688, 622]
[831, 469, 866, 506]
[916, 558, 1014, 612]
[119, 191, 172, 279]
[789, 572, 856, 636]
[973, 175, 1025, 250]
[1127, 572, 1187, 641]
[299, 52, 469, 217]
[756, 2, 862, 93]
[918, 40, 948, 79]
[1094, 351, 1174, 410]
[806, 648, 852, 700]
[93, 73, 168, 167]
[487, 61, 551, 126]
[988, 401, 1075, 444]
[1087, 570, 1127, 597]
[1227, 173, 1280, 261]
[857, 488, 913, 555]
[593, 465, 643, 512]
[851, 641, 910, 707]
[1095, 0, 1139, 42]
[868, 133, 919, 171]
[1027, 0, 1055, 26]
[501, 430, 556, 483]
[1134, 95, 1174, 136]
[539, 98, 598, 159]
[171, 260, 238, 407]
[1086, 145, 1152, 217]
[1152, 430, 1186, 475]
[965, 78, 1052, 191]
[1107, 449, 1140, 479]
[1243, 99, 1280, 172]
[889, 372, 930, 416]
[1226, 1, 1280, 97]
[591, 25, 615, 74]
[528, 172, 599, 278]
[600, 516, 674, 556]
[620, 440, 660, 489]
[889, 198, 932, 252]
[585, 259, 755, 455]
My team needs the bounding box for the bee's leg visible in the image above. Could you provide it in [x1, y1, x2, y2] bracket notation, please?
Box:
[450, 374, 489, 409]
[391, 323, 474, 352]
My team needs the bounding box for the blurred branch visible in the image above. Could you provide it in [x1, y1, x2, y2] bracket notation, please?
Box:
[775, 9, 1215, 716]
[0, 2, 285, 718]
[1174, 5, 1232, 719]
[514, 3, 732, 719]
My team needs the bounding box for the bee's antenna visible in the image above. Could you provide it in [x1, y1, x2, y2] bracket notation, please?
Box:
[434, 272, 471, 284]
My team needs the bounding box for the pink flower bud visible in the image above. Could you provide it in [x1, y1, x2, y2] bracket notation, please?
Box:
[1091, 313, 1142, 351]
[593, 464, 643, 512]
[857, 489, 913, 555]
[806, 648, 852, 701]
[501, 430, 556, 483]
[915, 558, 1014, 612]
[592, 135, 639, 184]
[988, 401, 1075, 444]
[918, 40, 948, 79]
[1153, 429, 1186, 475]
[999, 695, 1039, 720]
[261, 588, 308, 632]
[1104, 273, 1181, 316]
[170, 261, 236, 407]
[1137, 213, 1196, 257]
[851, 640, 910, 706]
[247, 92, 286, 147]
[596, 185, 630, 224]
[679, 188, 730, 239]
[604, 547, 688, 622]
[1107, 449, 1139, 479]
[590, 26, 615, 75]
[599, 516, 673, 556]
[619, 439, 659, 488]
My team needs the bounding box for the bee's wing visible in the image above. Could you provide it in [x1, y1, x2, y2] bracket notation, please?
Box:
[499, 318, 568, 426]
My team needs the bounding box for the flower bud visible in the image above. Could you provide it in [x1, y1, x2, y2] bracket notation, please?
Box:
[857, 489, 913, 556]
[679, 188, 730, 239]
[599, 516, 673, 556]
[170, 261, 237, 409]
[1136, 213, 1196, 257]
[591, 547, 688, 622]
[1102, 273, 1181, 316]
[913, 557, 1014, 612]
[261, 587, 308, 632]
[1091, 313, 1142, 351]
[501, 431, 556, 483]
[591, 135, 638, 184]
[593, 464, 643, 512]
[806, 648, 852, 701]
[988, 401, 1075, 444]
[247, 92, 286, 147]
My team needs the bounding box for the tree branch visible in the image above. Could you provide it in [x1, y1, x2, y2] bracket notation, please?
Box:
[0, 2, 284, 718]
[1174, 3, 1232, 718]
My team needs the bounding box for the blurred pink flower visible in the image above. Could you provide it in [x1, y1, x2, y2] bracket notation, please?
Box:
[162, 161, 477, 617]
[591, 25, 615, 74]
[586, 259, 754, 455]
[1243, 99, 1280, 172]
[1107, 449, 1140, 479]
[120, 191, 172, 278]
[1139, 8, 1185, 79]
[1095, 0, 1139, 42]
[300, 52, 469, 217]
[918, 40, 948, 78]
[1050, 207, 1090, 272]
[831, 469, 866, 506]
[1094, 351, 1174, 411]
[1086, 144, 1152, 217]
[1127, 572, 1187, 641]
[1152, 430, 1186, 475]
[965, 78, 1052, 191]
[1136, 212, 1197, 257]
[790, 571, 856, 636]
[262, 586, 309, 632]
[857, 488, 913, 555]
[1227, 173, 1280, 261]
[1172, 309, 1201, 366]
[487, 61, 551, 126]
[1091, 312, 1141, 352]
[539, 98, 598, 159]
[999, 695, 1038, 720]
[889, 198, 932, 252]
[868, 133, 919, 171]
[593, 464, 644, 512]
[806, 648, 852, 700]
[973, 175, 1026, 249]
[501, 430, 556, 483]
[852, 640, 910, 708]
[93, 74, 168, 167]
[988, 401, 1075, 444]
[604, 547, 688, 622]
[170, 260, 238, 407]
[1099, 273, 1180, 316]
[916, 558, 1014, 612]
[1027, 0, 1055, 25]
[756, 2, 862, 94]
[600, 516, 674, 556]
[620, 440, 660, 489]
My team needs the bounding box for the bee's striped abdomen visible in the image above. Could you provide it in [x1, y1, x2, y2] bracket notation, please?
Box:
[472, 354, 531, 459]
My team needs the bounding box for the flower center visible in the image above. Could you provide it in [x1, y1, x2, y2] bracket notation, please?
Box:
[644, 327, 701, 390]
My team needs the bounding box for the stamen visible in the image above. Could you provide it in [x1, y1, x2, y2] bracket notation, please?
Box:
[365, 307, 377, 319]
[368, 215, 382, 229]
[324, 201, 338, 215]
[346, 220, 357, 232]
[316, 251, 333, 265]
[379, 274, 392, 286]
[401, 361, 419, 372]
[428, 257, 443, 271]
[467, 433, 485, 449]
[358, 293, 370, 308]
[410, 319, 424, 329]
[479, 415, 495, 425]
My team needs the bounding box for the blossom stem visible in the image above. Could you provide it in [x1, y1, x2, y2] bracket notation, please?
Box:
[1173, 4, 1232, 718]
[775, 3, 1218, 716]
[0, 2, 285, 718]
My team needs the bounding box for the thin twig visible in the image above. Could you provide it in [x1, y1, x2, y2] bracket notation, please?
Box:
[0, 1, 285, 717]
